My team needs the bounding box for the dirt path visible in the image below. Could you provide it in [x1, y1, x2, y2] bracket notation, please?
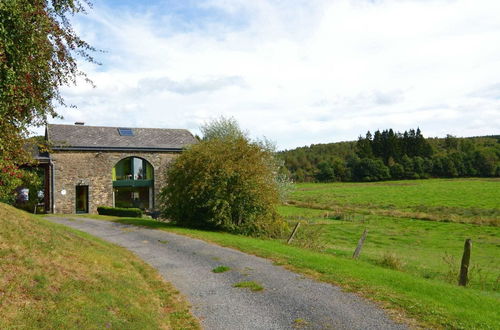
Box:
[47, 216, 406, 330]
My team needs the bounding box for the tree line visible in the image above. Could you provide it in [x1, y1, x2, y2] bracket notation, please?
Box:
[279, 129, 500, 182]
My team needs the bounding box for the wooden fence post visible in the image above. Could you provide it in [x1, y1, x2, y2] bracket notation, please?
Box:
[287, 222, 301, 244]
[458, 239, 472, 286]
[352, 229, 368, 259]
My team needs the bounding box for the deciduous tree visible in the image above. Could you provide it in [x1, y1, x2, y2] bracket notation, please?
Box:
[0, 0, 95, 200]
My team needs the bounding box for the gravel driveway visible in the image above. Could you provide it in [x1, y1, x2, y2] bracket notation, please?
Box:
[47, 216, 406, 330]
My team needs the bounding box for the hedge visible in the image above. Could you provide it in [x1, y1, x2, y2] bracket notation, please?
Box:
[97, 206, 143, 218]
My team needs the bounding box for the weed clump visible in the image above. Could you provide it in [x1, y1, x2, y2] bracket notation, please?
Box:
[293, 318, 309, 328]
[378, 252, 405, 271]
[289, 223, 327, 251]
[233, 281, 264, 291]
[212, 266, 230, 273]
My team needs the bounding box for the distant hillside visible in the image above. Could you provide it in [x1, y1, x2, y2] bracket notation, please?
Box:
[279, 130, 500, 182]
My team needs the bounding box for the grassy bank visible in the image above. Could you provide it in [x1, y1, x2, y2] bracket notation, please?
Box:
[0, 203, 199, 329]
[78, 215, 500, 329]
[289, 178, 500, 225]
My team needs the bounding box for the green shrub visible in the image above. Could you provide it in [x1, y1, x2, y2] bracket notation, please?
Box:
[160, 118, 288, 237]
[97, 206, 142, 218]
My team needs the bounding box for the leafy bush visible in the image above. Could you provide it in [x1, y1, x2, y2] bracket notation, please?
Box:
[97, 206, 142, 218]
[160, 118, 288, 237]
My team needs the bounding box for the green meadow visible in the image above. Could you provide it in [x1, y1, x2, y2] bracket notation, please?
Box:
[287, 178, 500, 225]
[278, 206, 500, 292]
[281, 178, 500, 291]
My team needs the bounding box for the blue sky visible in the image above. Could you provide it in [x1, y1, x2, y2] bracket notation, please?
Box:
[46, 0, 500, 149]
[91, 0, 250, 35]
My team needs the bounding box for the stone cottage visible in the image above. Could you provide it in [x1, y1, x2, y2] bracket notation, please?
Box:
[37, 123, 197, 214]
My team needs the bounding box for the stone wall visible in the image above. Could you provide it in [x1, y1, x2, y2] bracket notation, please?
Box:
[51, 151, 178, 214]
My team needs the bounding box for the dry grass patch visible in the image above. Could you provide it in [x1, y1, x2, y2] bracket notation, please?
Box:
[0, 203, 199, 329]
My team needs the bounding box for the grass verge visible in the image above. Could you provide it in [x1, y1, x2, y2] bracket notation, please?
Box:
[0, 203, 199, 329]
[80, 215, 500, 329]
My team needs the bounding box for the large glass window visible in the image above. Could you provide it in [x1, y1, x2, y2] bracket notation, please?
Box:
[112, 157, 154, 209]
[133, 158, 144, 180]
[114, 187, 150, 209]
[113, 157, 153, 181]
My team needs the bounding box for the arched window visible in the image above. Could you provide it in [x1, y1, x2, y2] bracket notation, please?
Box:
[112, 157, 154, 209]
[113, 157, 153, 181]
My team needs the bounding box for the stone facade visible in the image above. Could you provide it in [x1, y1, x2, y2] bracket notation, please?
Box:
[51, 151, 178, 214]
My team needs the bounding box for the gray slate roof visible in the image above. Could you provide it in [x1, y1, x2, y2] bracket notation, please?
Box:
[47, 124, 197, 151]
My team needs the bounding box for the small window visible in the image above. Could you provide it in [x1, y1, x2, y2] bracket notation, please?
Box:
[118, 127, 134, 136]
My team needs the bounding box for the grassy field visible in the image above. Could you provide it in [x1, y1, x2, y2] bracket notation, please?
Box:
[288, 178, 500, 225]
[281, 178, 500, 291]
[0, 203, 199, 329]
[279, 205, 500, 292]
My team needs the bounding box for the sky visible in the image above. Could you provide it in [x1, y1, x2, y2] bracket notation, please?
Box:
[44, 0, 500, 150]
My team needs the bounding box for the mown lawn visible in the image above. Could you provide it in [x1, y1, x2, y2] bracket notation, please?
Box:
[288, 178, 500, 225]
[0, 203, 199, 329]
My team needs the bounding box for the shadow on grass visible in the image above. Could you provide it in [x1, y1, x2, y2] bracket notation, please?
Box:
[113, 218, 177, 229]
[112, 218, 224, 234]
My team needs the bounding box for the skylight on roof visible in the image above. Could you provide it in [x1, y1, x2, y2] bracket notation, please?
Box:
[118, 128, 134, 136]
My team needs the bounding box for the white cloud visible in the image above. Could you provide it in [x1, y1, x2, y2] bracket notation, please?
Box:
[43, 0, 500, 149]
[137, 76, 246, 94]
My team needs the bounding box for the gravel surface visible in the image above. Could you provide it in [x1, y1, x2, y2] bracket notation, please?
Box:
[47, 216, 407, 330]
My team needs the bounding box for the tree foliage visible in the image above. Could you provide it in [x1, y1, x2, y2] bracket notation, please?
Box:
[280, 129, 500, 183]
[0, 0, 95, 200]
[160, 119, 288, 237]
[200, 116, 247, 141]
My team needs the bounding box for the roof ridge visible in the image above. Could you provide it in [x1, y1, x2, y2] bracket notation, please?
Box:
[47, 123, 190, 131]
